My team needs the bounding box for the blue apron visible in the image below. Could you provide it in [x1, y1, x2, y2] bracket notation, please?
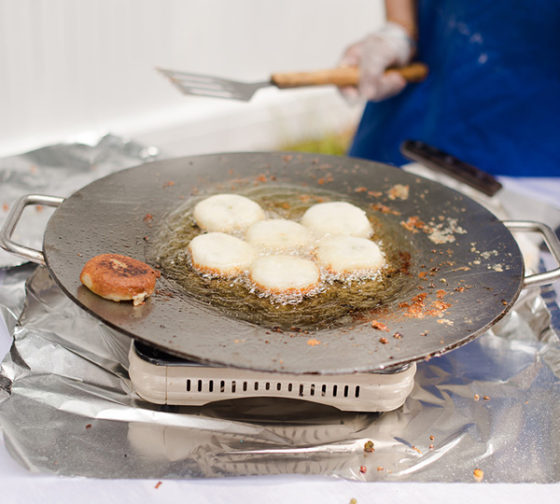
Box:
[349, 1, 560, 176]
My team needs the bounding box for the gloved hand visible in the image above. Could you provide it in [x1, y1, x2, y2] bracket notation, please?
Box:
[339, 22, 415, 102]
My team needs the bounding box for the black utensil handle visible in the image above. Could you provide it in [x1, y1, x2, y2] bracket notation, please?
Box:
[400, 140, 503, 197]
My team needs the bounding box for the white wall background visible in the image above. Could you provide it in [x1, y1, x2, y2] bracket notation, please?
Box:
[0, 0, 385, 156]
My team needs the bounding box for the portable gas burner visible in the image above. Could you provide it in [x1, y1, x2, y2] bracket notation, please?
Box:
[128, 341, 417, 412]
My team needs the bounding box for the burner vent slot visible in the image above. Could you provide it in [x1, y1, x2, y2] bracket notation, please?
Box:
[184, 378, 363, 400]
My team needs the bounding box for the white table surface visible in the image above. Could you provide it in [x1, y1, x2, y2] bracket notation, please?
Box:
[1, 176, 559, 503]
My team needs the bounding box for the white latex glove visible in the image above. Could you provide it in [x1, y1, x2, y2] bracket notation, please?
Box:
[339, 22, 415, 102]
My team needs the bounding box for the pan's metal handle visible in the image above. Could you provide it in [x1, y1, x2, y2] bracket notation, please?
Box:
[503, 220, 560, 288]
[0, 194, 64, 266]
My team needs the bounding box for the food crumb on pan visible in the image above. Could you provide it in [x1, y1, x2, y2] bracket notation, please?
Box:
[364, 440, 375, 453]
[400, 215, 425, 233]
[371, 202, 401, 215]
[473, 468, 484, 482]
[387, 183, 409, 200]
[359, 465, 367, 474]
[307, 338, 321, 346]
[437, 318, 454, 326]
[483, 395, 491, 401]
[155, 481, 163, 489]
[371, 320, 389, 331]
[379, 337, 388, 344]
[474, 393, 480, 401]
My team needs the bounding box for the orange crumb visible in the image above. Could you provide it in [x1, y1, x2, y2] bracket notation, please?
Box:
[371, 320, 389, 331]
[473, 468, 484, 482]
[307, 338, 321, 346]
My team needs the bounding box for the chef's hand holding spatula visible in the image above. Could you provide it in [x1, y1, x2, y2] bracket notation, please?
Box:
[338, 21, 420, 102]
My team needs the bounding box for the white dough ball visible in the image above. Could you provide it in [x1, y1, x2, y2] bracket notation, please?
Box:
[193, 194, 265, 232]
[301, 201, 373, 238]
[188, 232, 255, 277]
[245, 219, 312, 251]
[316, 236, 385, 276]
[249, 255, 320, 294]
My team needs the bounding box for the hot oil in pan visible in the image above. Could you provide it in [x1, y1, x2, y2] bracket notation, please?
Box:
[150, 185, 416, 331]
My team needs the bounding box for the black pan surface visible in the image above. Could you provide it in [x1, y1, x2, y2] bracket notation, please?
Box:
[43, 152, 524, 374]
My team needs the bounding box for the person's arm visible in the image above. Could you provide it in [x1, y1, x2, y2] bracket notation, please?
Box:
[385, 0, 418, 42]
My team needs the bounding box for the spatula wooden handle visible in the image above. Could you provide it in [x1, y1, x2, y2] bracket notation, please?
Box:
[271, 63, 428, 88]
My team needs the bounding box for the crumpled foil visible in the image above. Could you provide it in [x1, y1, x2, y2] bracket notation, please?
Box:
[0, 266, 559, 482]
[0, 137, 559, 482]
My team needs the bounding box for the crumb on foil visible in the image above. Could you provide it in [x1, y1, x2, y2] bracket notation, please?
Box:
[473, 468, 484, 482]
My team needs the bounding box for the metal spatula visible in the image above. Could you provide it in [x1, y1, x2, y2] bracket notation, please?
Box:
[157, 63, 428, 101]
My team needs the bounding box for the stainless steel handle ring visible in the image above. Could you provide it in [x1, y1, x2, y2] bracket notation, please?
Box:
[0, 194, 64, 266]
[503, 220, 560, 288]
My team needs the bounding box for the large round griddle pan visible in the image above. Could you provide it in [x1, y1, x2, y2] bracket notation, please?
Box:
[2, 152, 559, 374]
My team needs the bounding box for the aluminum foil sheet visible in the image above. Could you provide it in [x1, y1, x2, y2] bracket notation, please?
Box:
[0, 265, 559, 482]
[0, 137, 559, 482]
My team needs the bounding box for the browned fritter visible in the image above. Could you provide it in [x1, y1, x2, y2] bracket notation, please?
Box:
[80, 253, 158, 305]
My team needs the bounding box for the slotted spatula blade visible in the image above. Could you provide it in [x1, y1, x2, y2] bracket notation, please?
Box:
[157, 68, 270, 101]
[157, 64, 428, 102]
